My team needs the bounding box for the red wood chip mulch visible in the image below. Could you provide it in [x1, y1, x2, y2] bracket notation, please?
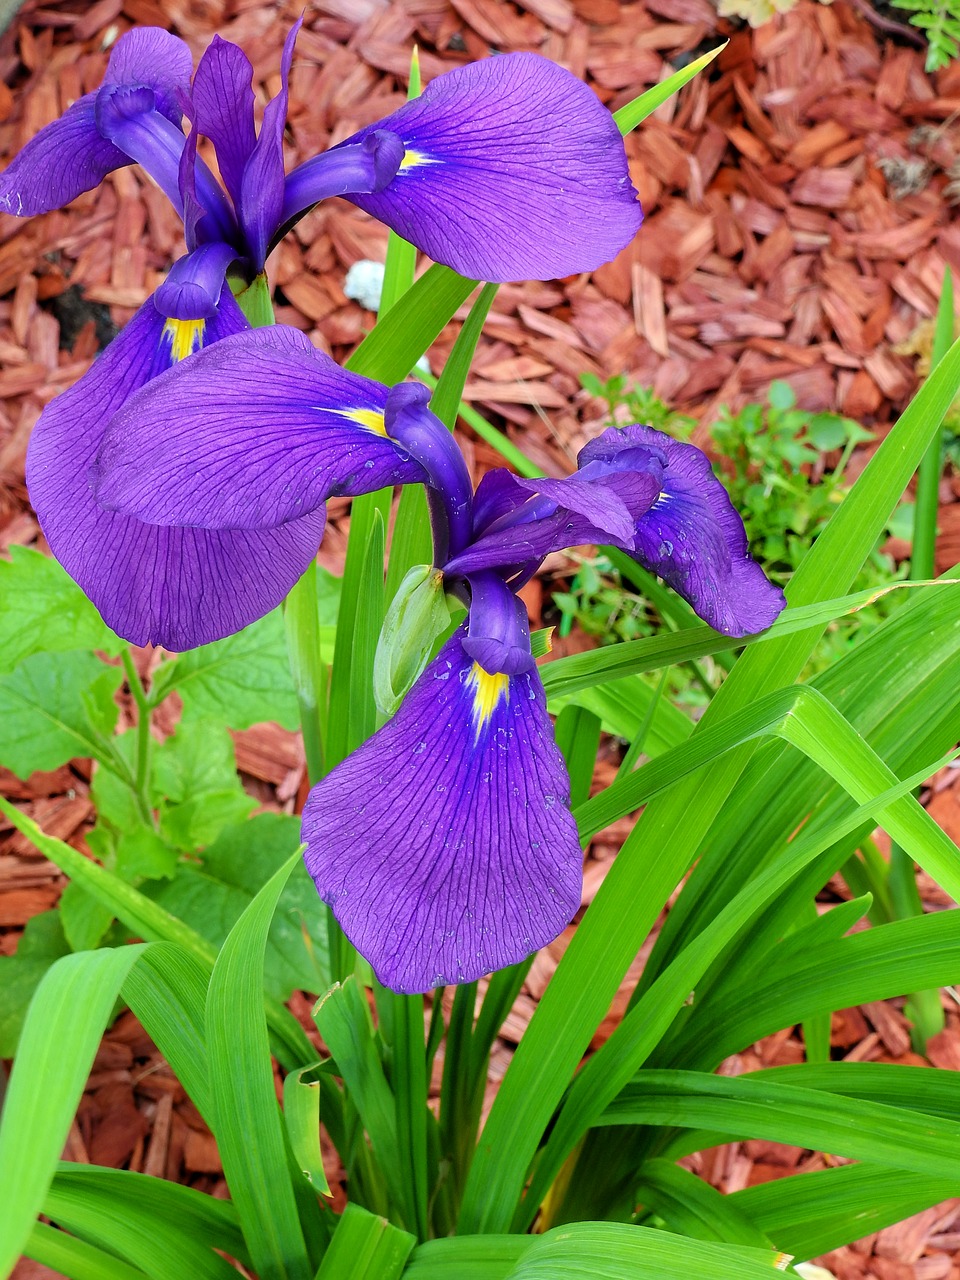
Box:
[2, 1, 960, 1277]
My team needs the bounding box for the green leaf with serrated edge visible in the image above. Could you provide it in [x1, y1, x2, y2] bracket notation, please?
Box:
[205, 849, 312, 1280]
[0, 649, 123, 777]
[46, 1165, 249, 1271]
[614, 44, 726, 135]
[0, 944, 147, 1279]
[151, 608, 300, 730]
[637, 1159, 773, 1248]
[152, 720, 254, 849]
[0, 545, 124, 675]
[283, 1063, 332, 1195]
[59, 881, 115, 951]
[730, 1164, 959, 1261]
[148, 813, 329, 1004]
[313, 1203, 415, 1280]
[24, 1222, 149, 1280]
[460, 334, 960, 1235]
[0, 798, 315, 1072]
[0, 910, 70, 1057]
[599, 1070, 960, 1184]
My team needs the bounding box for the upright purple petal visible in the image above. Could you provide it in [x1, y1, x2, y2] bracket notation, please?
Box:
[581, 425, 786, 636]
[0, 28, 193, 217]
[303, 629, 582, 993]
[191, 35, 257, 211]
[102, 27, 194, 123]
[94, 327, 429, 530]
[26, 298, 323, 650]
[239, 20, 300, 269]
[339, 53, 642, 282]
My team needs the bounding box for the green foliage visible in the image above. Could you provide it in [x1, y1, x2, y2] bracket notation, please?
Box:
[890, 0, 960, 71]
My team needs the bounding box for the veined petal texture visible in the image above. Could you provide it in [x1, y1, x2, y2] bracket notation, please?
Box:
[340, 52, 642, 282]
[0, 28, 192, 216]
[191, 35, 257, 211]
[582, 424, 786, 636]
[95, 326, 430, 530]
[303, 629, 582, 993]
[26, 299, 323, 650]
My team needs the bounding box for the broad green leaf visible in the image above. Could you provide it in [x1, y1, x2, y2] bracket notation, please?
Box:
[314, 1203, 415, 1279]
[122, 943, 213, 1126]
[0, 944, 146, 1279]
[43, 1176, 240, 1280]
[152, 720, 254, 848]
[0, 910, 70, 1056]
[0, 798, 314, 1071]
[205, 848, 312, 1280]
[461, 335, 960, 1233]
[152, 608, 300, 730]
[149, 813, 329, 1004]
[637, 1160, 772, 1247]
[614, 45, 726, 135]
[512, 1224, 788, 1279]
[0, 649, 123, 776]
[0, 545, 123, 675]
[731, 1164, 959, 1260]
[87, 733, 178, 883]
[24, 1222, 148, 1280]
[47, 1165, 248, 1268]
[314, 978, 406, 1219]
[284, 1063, 332, 1195]
[601, 1069, 960, 1183]
[59, 881, 116, 951]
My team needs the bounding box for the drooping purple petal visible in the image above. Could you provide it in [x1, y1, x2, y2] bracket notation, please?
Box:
[444, 461, 663, 580]
[191, 35, 257, 211]
[581, 425, 786, 636]
[238, 20, 299, 270]
[338, 52, 642, 282]
[303, 628, 582, 993]
[26, 298, 324, 650]
[94, 327, 430, 530]
[0, 28, 193, 217]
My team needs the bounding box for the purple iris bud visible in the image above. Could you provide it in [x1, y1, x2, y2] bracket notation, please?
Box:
[329, 52, 643, 282]
[303, 626, 582, 993]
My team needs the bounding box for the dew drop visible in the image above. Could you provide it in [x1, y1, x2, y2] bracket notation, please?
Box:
[658, 540, 674, 557]
[413, 741, 426, 754]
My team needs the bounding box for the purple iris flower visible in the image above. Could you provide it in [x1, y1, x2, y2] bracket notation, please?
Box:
[0, 23, 641, 285]
[92, 326, 785, 991]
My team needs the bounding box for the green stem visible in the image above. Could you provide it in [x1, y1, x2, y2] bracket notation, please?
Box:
[120, 648, 154, 825]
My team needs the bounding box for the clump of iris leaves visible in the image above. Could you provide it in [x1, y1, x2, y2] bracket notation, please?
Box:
[3, 45, 960, 1280]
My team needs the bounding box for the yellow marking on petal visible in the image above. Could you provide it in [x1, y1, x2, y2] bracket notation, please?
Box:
[468, 662, 509, 734]
[327, 407, 387, 437]
[163, 317, 206, 364]
[400, 148, 441, 171]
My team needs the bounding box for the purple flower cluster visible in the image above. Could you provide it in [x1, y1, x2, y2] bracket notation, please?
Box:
[2, 23, 785, 992]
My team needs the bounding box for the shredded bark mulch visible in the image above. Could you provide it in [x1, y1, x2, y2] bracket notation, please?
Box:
[2, 0, 960, 1276]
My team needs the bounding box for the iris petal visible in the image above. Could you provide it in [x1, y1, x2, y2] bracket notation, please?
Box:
[239, 20, 299, 270]
[94, 327, 429, 530]
[581, 425, 786, 636]
[339, 52, 642, 282]
[303, 628, 582, 993]
[26, 298, 323, 650]
[0, 28, 192, 217]
[191, 35, 257, 211]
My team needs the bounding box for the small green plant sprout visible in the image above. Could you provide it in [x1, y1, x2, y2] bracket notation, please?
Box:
[890, 0, 960, 71]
